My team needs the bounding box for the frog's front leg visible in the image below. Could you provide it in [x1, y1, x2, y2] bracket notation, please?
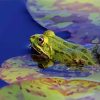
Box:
[38, 60, 54, 69]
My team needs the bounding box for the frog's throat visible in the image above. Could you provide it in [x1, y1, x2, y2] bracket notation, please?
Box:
[31, 44, 49, 59]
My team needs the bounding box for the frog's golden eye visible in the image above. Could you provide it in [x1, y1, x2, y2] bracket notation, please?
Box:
[38, 37, 44, 45]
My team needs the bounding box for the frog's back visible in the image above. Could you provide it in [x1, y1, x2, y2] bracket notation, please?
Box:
[61, 39, 96, 66]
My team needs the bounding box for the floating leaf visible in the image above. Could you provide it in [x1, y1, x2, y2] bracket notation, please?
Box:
[26, 0, 100, 44]
[0, 78, 100, 100]
[0, 53, 100, 83]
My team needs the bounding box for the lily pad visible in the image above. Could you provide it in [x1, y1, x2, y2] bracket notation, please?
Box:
[26, 0, 100, 44]
[0, 44, 100, 83]
[0, 78, 100, 100]
[0, 54, 100, 83]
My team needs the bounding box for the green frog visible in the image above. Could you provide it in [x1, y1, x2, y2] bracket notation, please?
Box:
[30, 30, 96, 69]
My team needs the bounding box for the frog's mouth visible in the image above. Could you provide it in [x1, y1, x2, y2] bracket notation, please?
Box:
[30, 44, 49, 59]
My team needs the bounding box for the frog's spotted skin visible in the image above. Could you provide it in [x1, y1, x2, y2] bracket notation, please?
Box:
[30, 30, 95, 69]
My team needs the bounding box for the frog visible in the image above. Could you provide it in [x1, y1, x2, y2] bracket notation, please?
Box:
[30, 30, 96, 70]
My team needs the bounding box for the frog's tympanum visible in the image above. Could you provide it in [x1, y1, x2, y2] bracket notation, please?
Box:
[30, 30, 96, 69]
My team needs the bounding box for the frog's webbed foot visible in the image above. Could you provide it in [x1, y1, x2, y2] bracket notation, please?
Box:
[38, 60, 54, 69]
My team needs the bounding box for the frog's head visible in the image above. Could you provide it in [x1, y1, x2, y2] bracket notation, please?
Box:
[30, 30, 55, 59]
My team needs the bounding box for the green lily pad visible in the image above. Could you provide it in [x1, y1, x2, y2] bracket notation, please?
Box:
[0, 78, 100, 100]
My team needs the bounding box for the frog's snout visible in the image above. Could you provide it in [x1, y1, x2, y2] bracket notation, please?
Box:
[29, 35, 35, 43]
[29, 37, 32, 43]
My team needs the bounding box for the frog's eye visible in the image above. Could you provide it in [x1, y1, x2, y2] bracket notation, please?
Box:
[44, 30, 55, 37]
[38, 37, 44, 45]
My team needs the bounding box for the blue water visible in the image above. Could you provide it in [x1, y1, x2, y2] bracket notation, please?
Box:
[0, 80, 8, 88]
[0, 0, 70, 87]
[0, 0, 70, 65]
